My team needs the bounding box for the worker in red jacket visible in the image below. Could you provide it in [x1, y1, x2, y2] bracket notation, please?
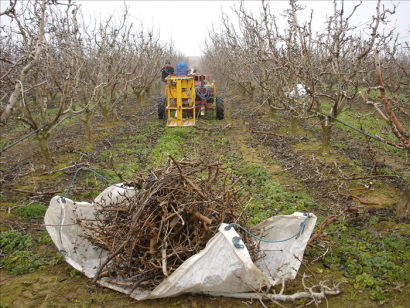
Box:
[160, 60, 175, 96]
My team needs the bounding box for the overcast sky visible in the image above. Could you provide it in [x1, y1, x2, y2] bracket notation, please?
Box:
[79, 0, 410, 56]
[1, 0, 409, 56]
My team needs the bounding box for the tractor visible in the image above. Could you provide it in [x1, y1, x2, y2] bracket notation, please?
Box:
[158, 73, 224, 127]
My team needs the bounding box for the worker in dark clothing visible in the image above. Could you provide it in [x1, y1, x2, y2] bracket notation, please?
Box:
[161, 60, 174, 96]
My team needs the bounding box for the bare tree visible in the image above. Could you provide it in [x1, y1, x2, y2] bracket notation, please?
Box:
[0, 0, 17, 16]
[1, 1, 174, 154]
[19, 2, 84, 162]
[0, 0, 47, 140]
[204, 11, 257, 102]
[80, 6, 168, 124]
[122, 27, 168, 107]
[1, 1, 102, 161]
[283, 0, 396, 154]
[361, 44, 410, 219]
[204, 0, 397, 154]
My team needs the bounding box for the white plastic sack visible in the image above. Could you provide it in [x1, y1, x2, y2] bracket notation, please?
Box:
[289, 84, 307, 98]
[45, 185, 317, 300]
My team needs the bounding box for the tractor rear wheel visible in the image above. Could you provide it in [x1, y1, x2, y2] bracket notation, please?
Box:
[216, 97, 224, 120]
[158, 97, 166, 120]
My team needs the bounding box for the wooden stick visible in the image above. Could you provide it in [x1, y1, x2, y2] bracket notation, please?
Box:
[167, 154, 206, 199]
[301, 175, 401, 182]
[187, 208, 212, 225]
[98, 207, 128, 212]
[40, 163, 89, 175]
[339, 192, 380, 205]
[162, 241, 168, 276]
[308, 207, 358, 245]
[40, 273, 59, 308]
[128, 273, 157, 295]
[12, 189, 63, 194]
[148, 229, 158, 254]
[93, 239, 129, 283]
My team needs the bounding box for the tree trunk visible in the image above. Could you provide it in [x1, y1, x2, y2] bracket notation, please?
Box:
[239, 86, 246, 99]
[112, 105, 118, 120]
[145, 87, 151, 97]
[269, 100, 277, 120]
[290, 112, 298, 135]
[397, 178, 410, 222]
[101, 105, 110, 123]
[135, 90, 143, 106]
[248, 84, 254, 103]
[36, 130, 52, 163]
[321, 123, 332, 155]
[102, 85, 113, 123]
[248, 91, 254, 103]
[84, 111, 93, 139]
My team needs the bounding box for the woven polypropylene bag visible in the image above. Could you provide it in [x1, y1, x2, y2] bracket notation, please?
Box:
[45, 185, 316, 300]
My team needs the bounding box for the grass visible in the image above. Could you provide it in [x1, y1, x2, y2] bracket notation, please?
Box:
[336, 104, 405, 157]
[230, 162, 318, 225]
[12, 203, 47, 220]
[0, 231, 64, 275]
[309, 221, 410, 301]
[316, 97, 407, 159]
[151, 127, 197, 163]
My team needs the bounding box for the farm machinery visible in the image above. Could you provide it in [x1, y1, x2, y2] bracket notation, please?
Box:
[158, 74, 224, 127]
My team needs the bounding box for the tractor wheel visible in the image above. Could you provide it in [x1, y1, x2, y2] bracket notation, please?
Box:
[216, 97, 224, 120]
[158, 97, 166, 120]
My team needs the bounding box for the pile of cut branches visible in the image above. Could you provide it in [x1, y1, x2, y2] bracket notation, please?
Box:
[75, 155, 256, 292]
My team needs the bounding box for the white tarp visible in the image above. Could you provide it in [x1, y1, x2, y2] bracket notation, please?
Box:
[45, 185, 316, 300]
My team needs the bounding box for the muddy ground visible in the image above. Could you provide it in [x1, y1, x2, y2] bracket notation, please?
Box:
[1, 87, 409, 308]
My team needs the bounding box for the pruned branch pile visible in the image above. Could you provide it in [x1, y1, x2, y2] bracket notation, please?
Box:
[74, 155, 256, 291]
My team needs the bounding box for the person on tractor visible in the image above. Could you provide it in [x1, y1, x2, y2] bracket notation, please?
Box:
[160, 60, 175, 96]
[187, 68, 197, 76]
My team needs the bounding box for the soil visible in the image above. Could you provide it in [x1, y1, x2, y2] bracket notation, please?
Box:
[1, 87, 409, 308]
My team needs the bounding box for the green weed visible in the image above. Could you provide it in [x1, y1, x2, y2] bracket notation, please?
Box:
[99, 150, 112, 159]
[0, 231, 64, 275]
[315, 223, 410, 302]
[336, 109, 405, 157]
[332, 143, 348, 149]
[83, 145, 93, 152]
[37, 231, 53, 245]
[70, 269, 83, 278]
[232, 162, 317, 225]
[346, 292, 359, 301]
[0, 300, 9, 308]
[124, 134, 149, 143]
[13, 203, 47, 219]
[151, 127, 196, 163]
[379, 167, 393, 175]
[0, 231, 33, 253]
[115, 162, 140, 178]
[0, 250, 61, 275]
[82, 167, 119, 187]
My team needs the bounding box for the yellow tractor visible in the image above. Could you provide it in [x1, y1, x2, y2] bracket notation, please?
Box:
[158, 74, 224, 127]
